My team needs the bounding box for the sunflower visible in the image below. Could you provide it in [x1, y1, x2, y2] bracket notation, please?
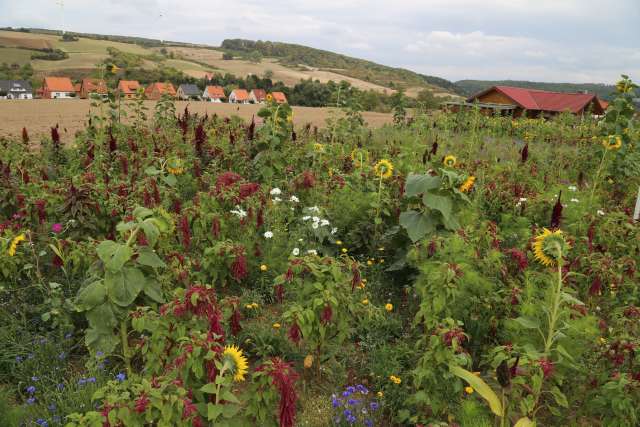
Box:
[8, 233, 26, 256]
[166, 158, 185, 175]
[532, 228, 567, 267]
[443, 155, 457, 167]
[374, 159, 394, 179]
[385, 303, 393, 312]
[222, 345, 249, 382]
[350, 148, 369, 167]
[602, 135, 622, 151]
[459, 176, 476, 193]
[313, 143, 325, 153]
[266, 93, 274, 102]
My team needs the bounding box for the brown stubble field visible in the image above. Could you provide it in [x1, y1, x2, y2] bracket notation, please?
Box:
[0, 100, 394, 143]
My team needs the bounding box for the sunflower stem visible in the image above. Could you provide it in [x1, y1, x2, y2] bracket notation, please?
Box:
[588, 149, 607, 214]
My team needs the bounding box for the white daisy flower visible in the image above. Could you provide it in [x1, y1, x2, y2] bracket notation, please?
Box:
[264, 231, 273, 239]
[568, 185, 577, 191]
[331, 227, 337, 234]
[270, 188, 282, 196]
[597, 209, 605, 216]
[311, 216, 320, 223]
[519, 197, 527, 202]
[302, 216, 311, 221]
[307, 206, 320, 213]
[290, 195, 299, 203]
[292, 247, 300, 256]
[320, 219, 330, 226]
[307, 249, 318, 255]
[273, 197, 282, 203]
[230, 206, 247, 218]
[312, 222, 319, 229]
[570, 198, 579, 203]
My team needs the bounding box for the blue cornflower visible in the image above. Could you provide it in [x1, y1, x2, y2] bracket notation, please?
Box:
[331, 396, 341, 408]
[342, 390, 352, 397]
[36, 419, 48, 427]
[64, 332, 72, 339]
[15, 355, 23, 363]
[347, 398, 359, 406]
[96, 351, 104, 357]
[58, 352, 66, 360]
[26, 397, 36, 405]
[48, 402, 57, 412]
[98, 363, 105, 370]
[78, 378, 86, 386]
[53, 416, 61, 423]
[346, 386, 356, 394]
[57, 383, 64, 391]
[370, 401, 379, 411]
[356, 384, 369, 394]
[347, 415, 357, 424]
[343, 409, 353, 417]
[31, 376, 39, 381]
[27, 353, 34, 359]
[87, 377, 96, 383]
[26, 385, 36, 394]
[365, 419, 374, 427]
[116, 372, 126, 382]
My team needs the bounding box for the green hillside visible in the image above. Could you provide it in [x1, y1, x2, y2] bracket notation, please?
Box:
[220, 39, 463, 95]
[455, 79, 617, 100]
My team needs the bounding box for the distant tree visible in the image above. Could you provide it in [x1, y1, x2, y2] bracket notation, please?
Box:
[247, 50, 263, 64]
[61, 33, 79, 42]
[416, 89, 440, 110]
[263, 69, 274, 80]
[222, 52, 234, 60]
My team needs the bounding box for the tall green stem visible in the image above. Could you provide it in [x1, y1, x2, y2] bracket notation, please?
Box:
[120, 319, 131, 375]
[588, 150, 608, 212]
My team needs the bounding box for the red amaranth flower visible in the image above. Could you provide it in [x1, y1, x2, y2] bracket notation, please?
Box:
[179, 215, 191, 250]
[108, 128, 117, 153]
[134, 393, 150, 413]
[274, 284, 285, 304]
[520, 143, 529, 163]
[215, 171, 243, 192]
[229, 307, 242, 336]
[550, 192, 563, 229]
[538, 358, 554, 378]
[589, 276, 602, 296]
[51, 126, 60, 149]
[288, 321, 301, 345]
[182, 398, 198, 420]
[259, 358, 300, 427]
[194, 121, 206, 157]
[299, 170, 316, 189]
[508, 248, 528, 272]
[34, 199, 47, 224]
[239, 182, 260, 200]
[351, 263, 361, 292]
[320, 304, 333, 325]
[230, 247, 248, 282]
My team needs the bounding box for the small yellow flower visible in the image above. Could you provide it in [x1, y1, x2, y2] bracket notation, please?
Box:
[367, 260, 373, 266]
[166, 158, 185, 176]
[389, 375, 402, 384]
[336, 240, 343, 245]
[260, 264, 268, 272]
[377, 391, 384, 398]
[266, 93, 274, 102]
[313, 143, 325, 153]
[459, 176, 476, 193]
[598, 337, 607, 345]
[8, 233, 26, 257]
[357, 282, 365, 289]
[361, 299, 369, 305]
[341, 248, 348, 253]
[374, 159, 394, 179]
[379, 259, 385, 264]
[303, 354, 314, 369]
[272, 322, 281, 329]
[602, 135, 622, 150]
[443, 155, 457, 167]
[385, 303, 393, 312]
[378, 247, 384, 252]
[464, 386, 474, 394]
[245, 304, 253, 309]
[287, 113, 293, 123]
[251, 303, 259, 309]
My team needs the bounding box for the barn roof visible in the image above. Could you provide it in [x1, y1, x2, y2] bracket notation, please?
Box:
[271, 91, 287, 103]
[205, 85, 225, 98]
[468, 85, 602, 114]
[146, 82, 176, 95]
[118, 80, 141, 94]
[82, 78, 108, 94]
[44, 77, 75, 92]
[232, 89, 249, 101]
[251, 89, 266, 100]
[179, 84, 200, 96]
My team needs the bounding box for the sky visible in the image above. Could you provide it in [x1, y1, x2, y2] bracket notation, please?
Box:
[1, 0, 639, 84]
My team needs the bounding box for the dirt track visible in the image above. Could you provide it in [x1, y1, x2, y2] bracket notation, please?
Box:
[0, 100, 393, 143]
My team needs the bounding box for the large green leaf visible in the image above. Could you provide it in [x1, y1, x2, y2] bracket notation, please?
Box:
[143, 279, 165, 303]
[405, 173, 442, 198]
[423, 193, 452, 219]
[399, 210, 435, 242]
[514, 417, 535, 427]
[140, 220, 160, 247]
[76, 280, 106, 310]
[450, 365, 503, 417]
[104, 267, 145, 307]
[137, 247, 166, 268]
[86, 302, 118, 330]
[85, 326, 118, 354]
[97, 241, 133, 272]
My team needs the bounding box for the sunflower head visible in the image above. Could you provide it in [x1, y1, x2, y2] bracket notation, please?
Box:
[533, 228, 568, 267]
[8, 233, 26, 257]
[459, 175, 476, 193]
[602, 135, 622, 151]
[443, 155, 457, 168]
[374, 159, 394, 179]
[266, 93, 274, 102]
[166, 157, 185, 175]
[313, 143, 325, 153]
[222, 345, 249, 382]
[350, 148, 369, 167]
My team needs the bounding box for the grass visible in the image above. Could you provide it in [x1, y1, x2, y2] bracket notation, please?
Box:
[0, 47, 35, 66]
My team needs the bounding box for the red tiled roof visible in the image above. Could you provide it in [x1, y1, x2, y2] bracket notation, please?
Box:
[118, 80, 140, 94]
[469, 85, 601, 114]
[145, 82, 176, 96]
[598, 99, 609, 110]
[251, 89, 266, 101]
[82, 78, 108, 94]
[271, 91, 287, 103]
[74, 83, 81, 93]
[232, 89, 249, 101]
[44, 77, 74, 92]
[205, 85, 225, 99]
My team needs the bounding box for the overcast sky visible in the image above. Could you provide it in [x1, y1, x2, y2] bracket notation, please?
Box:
[2, 0, 639, 83]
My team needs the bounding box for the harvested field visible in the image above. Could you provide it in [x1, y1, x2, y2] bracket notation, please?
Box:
[0, 99, 394, 143]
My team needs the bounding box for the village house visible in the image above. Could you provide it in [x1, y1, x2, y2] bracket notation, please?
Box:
[144, 82, 176, 100]
[445, 85, 607, 118]
[270, 91, 288, 104]
[203, 85, 226, 103]
[203, 72, 215, 82]
[249, 89, 267, 104]
[42, 77, 76, 99]
[228, 89, 249, 104]
[117, 80, 141, 99]
[0, 80, 33, 99]
[79, 78, 108, 99]
[177, 84, 201, 100]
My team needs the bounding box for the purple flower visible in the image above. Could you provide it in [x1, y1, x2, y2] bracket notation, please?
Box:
[31, 376, 39, 381]
[56, 383, 64, 391]
[26, 397, 36, 405]
[78, 378, 86, 386]
[87, 377, 96, 383]
[58, 352, 66, 360]
[346, 386, 356, 394]
[26, 385, 36, 394]
[356, 384, 369, 394]
[116, 372, 126, 382]
[365, 419, 374, 427]
[342, 390, 352, 397]
[36, 419, 48, 427]
[347, 398, 359, 406]
[15, 356, 23, 363]
[96, 351, 104, 357]
[343, 409, 353, 418]
[370, 401, 379, 411]
[52, 223, 63, 233]
[331, 396, 341, 408]
[64, 333, 72, 339]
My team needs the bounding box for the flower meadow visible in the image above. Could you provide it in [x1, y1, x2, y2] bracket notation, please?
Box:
[0, 76, 639, 427]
